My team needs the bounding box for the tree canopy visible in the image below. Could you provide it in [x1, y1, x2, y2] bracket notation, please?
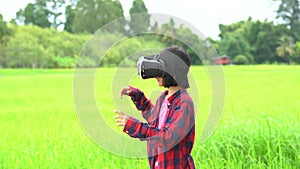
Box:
[72, 0, 124, 34]
[275, 0, 300, 41]
[0, 0, 300, 68]
[128, 0, 151, 35]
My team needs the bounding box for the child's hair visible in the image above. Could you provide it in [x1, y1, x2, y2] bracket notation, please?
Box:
[159, 46, 191, 88]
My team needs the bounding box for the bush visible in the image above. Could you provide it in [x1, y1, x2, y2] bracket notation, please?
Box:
[118, 58, 136, 67]
[75, 56, 97, 68]
[52, 56, 76, 68]
[234, 54, 249, 65]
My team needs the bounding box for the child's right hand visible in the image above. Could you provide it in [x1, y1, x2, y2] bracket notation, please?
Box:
[119, 86, 132, 98]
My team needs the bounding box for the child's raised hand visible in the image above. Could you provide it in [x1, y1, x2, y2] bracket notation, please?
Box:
[119, 86, 131, 98]
[114, 110, 130, 126]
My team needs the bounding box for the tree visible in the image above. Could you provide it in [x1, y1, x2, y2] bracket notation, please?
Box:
[72, 0, 124, 34]
[216, 18, 290, 64]
[128, 0, 150, 35]
[16, 0, 68, 29]
[64, 0, 78, 33]
[0, 13, 12, 68]
[64, 4, 75, 33]
[6, 26, 49, 68]
[293, 42, 300, 63]
[101, 35, 166, 67]
[251, 21, 288, 63]
[149, 19, 210, 65]
[159, 18, 176, 45]
[3, 25, 89, 68]
[47, 0, 66, 29]
[16, 1, 51, 28]
[274, 0, 300, 41]
[276, 36, 295, 64]
[234, 54, 249, 65]
[218, 33, 254, 64]
[0, 13, 11, 43]
[217, 19, 255, 63]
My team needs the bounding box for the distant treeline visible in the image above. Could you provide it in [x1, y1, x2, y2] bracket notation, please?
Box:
[0, 0, 299, 68]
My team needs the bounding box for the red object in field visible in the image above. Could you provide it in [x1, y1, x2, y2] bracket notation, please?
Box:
[213, 55, 229, 65]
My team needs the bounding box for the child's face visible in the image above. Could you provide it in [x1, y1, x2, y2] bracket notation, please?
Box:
[156, 77, 164, 86]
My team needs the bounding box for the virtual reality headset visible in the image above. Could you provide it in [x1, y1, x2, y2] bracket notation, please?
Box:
[137, 55, 165, 79]
[137, 47, 190, 88]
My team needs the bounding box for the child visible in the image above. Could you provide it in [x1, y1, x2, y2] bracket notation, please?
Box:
[115, 46, 195, 169]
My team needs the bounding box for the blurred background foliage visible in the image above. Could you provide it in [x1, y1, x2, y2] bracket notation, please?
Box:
[0, 0, 300, 68]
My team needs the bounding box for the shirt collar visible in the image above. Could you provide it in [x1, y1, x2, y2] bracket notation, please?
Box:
[164, 88, 186, 103]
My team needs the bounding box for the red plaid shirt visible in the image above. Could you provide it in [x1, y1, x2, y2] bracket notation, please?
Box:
[123, 86, 195, 169]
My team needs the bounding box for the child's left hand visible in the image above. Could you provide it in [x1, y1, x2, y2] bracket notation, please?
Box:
[114, 110, 130, 126]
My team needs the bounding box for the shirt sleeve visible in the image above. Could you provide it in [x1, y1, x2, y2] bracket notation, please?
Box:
[128, 86, 157, 123]
[123, 99, 195, 148]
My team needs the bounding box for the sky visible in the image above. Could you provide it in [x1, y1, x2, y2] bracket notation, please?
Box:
[0, 0, 280, 39]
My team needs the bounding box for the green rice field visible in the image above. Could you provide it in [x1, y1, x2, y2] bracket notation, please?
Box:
[0, 65, 299, 168]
